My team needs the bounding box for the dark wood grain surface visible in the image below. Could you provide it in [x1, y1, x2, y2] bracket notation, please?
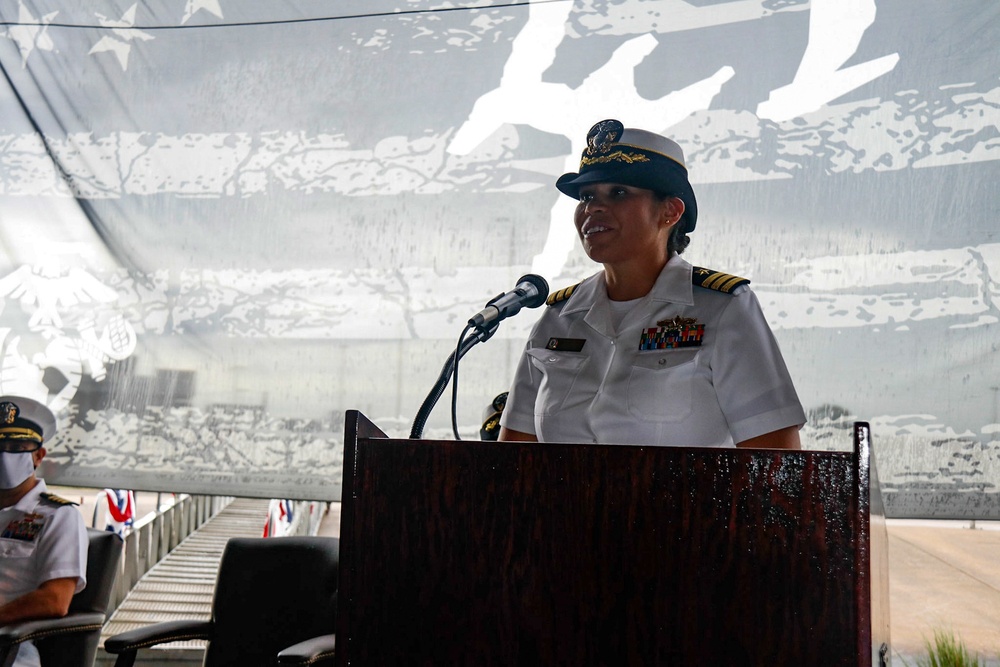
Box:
[336, 412, 887, 666]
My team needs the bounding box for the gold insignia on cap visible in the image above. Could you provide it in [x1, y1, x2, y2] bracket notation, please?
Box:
[584, 119, 624, 157]
[0, 399, 45, 449]
[0, 402, 18, 424]
[580, 149, 651, 168]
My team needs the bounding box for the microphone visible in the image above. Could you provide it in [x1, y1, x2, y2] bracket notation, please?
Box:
[469, 274, 549, 330]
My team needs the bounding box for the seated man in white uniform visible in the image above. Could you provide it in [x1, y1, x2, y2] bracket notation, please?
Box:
[0, 396, 88, 667]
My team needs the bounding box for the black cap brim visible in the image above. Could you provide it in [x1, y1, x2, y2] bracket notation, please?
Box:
[556, 162, 698, 234]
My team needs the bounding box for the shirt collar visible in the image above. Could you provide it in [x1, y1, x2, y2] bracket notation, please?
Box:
[649, 254, 695, 306]
[11, 478, 45, 513]
[558, 272, 604, 317]
[559, 254, 695, 317]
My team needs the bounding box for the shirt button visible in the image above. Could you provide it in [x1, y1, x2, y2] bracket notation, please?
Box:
[658, 358, 667, 365]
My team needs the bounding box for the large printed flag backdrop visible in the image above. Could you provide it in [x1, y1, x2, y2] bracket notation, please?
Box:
[0, 0, 997, 515]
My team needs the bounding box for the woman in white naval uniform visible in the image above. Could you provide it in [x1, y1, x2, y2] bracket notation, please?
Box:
[499, 119, 805, 449]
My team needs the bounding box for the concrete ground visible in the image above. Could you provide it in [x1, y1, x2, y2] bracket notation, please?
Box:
[888, 519, 1000, 666]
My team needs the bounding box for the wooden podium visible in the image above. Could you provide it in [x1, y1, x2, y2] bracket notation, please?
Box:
[335, 411, 890, 666]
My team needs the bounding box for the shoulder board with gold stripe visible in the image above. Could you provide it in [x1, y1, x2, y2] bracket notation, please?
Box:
[40, 492, 79, 506]
[691, 267, 750, 294]
[546, 282, 580, 306]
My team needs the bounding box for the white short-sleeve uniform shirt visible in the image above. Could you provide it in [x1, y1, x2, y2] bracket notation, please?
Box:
[0, 479, 88, 667]
[501, 256, 806, 447]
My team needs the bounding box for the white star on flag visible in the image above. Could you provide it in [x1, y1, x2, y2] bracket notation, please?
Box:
[182, 0, 224, 24]
[89, 4, 154, 71]
[3, 1, 58, 67]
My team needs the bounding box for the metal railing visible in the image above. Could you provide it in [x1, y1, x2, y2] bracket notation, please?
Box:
[105, 495, 330, 612]
[109, 494, 232, 611]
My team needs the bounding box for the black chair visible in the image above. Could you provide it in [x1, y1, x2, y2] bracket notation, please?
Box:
[104, 536, 339, 667]
[0, 528, 124, 667]
[276, 633, 336, 665]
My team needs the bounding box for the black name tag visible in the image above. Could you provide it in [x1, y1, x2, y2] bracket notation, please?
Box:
[546, 337, 586, 352]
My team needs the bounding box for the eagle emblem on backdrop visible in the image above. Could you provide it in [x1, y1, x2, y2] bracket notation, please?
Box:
[0, 265, 138, 414]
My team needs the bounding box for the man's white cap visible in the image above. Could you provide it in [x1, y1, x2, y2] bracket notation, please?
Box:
[0, 396, 57, 450]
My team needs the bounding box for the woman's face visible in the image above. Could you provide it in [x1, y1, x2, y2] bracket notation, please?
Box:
[573, 182, 680, 267]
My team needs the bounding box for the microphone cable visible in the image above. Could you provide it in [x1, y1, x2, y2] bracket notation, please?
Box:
[451, 324, 473, 440]
[409, 274, 547, 440]
[409, 323, 496, 440]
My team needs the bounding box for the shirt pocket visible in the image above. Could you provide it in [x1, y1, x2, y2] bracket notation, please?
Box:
[0, 536, 38, 559]
[527, 347, 589, 416]
[626, 350, 698, 422]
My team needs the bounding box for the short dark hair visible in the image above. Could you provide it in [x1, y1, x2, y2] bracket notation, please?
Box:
[669, 224, 691, 256]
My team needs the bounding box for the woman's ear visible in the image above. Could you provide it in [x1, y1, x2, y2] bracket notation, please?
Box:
[663, 196, 686, 226]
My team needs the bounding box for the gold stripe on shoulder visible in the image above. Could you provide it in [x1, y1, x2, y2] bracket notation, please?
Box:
[546, 282, 580, 306]
[40, 492, 79, 506]
[692, 267, 750, 294]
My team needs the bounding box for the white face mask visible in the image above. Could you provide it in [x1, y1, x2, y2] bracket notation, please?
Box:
[0, 452, 35, 489]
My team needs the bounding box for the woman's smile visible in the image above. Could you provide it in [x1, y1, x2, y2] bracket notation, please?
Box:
[574, 182, 671, 266]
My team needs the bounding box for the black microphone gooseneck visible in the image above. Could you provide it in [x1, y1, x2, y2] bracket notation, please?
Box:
[409, 274, 549, 440]
[408, 322, 497, 440]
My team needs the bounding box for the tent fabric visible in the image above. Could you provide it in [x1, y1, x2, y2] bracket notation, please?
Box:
[0, 0, 997, 516]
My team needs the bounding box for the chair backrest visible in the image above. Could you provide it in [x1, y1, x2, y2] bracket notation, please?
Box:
[37, 528, 124, 667]
[204, 536, 339, 667]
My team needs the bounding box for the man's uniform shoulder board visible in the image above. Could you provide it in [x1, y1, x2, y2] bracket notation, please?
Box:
[691, 267, 750, 294]
[546, 282, 581, 306]
[40, 492, 79, 506]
